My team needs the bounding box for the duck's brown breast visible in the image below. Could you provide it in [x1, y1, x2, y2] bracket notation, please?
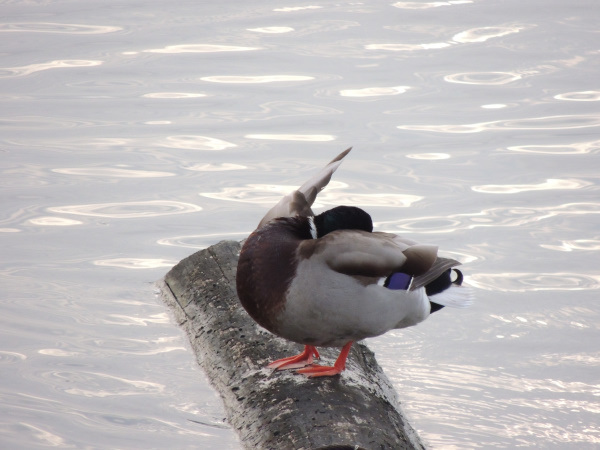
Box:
[236, 219, 303, 334]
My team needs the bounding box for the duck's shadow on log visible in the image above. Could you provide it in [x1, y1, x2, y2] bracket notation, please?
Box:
[159, 240, 425, 450]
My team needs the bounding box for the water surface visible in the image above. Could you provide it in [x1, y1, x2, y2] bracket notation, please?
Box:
[1, 1, 598, 448]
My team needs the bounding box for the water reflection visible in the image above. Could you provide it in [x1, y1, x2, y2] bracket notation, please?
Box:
[144, 44, 260, 53]
[48, 201, 203, 218]
[554, 90, 600, 101]
[93, 258, 178, 269]
[366, 24, 525, 52]
[3, 1, 598, 448]
[467, 272, 600, 292]
[405, 153, 450, 160]
[38, 349, 78, 357]
[103, 312, 171, 326]
[0, 59, 102, 78]
[254, 100, 342, 119]
[28, 217, 83, 226]
[158, 135, 236, 150]
[506, 139, 600, 154]
[366, 42, 450, 51]
[53, 371, 165, 397]
[481, 103, 509, 109]
[540, 239, 600, 252]
[183, 163, 246, 172]
[486, 311, 596, 343]
[0, 350, 27, 362]
[52, 168, 175, 178]
[452, 25, 526, 43]
[376, 332, 600, 447]
[389, 359, 600, 397]
[247, 27, 294, 33]
[201, 181, 423, 208]
[377, 202, 600, 233]
[142, 92, 206, 99]
[532, 352, 600, 367]
[0, 228, 21, 233]
[398, 115, 600, 133]
[392, 1, 473, 9]
[157, 232, 248, 249]
[18, 424, 65, 447]
[200, 75, 314, 83]
[471, 178, 590, 194]
[1, 116, 101, 129]
[444, 71, 521, 85]
[339, 86, 410, 97]
[273, 5, 322, 12]
[245, 134, 335, 141]
[0, 22, 122, 34]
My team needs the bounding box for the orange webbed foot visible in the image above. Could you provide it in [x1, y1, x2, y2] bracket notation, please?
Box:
[267, 345, 320, 370]
[295, 341, 354, 378]
[296, 364, 343, 377]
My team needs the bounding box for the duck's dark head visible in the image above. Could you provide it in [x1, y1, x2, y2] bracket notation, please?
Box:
[313, 205, 373, 237]
[426, 268, 464, 313]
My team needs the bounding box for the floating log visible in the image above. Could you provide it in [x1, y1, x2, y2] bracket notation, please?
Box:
[159, 240, 426, 450]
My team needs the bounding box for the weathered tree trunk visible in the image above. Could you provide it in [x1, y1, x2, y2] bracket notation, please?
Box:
[159, 240, 426, 450]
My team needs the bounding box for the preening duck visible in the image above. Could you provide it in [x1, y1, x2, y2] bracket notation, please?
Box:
[236, 148, 473, 377]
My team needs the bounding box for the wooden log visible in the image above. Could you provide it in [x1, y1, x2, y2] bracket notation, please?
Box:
[159, 240, 426, 450]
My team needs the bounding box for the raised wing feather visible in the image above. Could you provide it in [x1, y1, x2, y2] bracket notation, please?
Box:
[257, 147, 352, 228]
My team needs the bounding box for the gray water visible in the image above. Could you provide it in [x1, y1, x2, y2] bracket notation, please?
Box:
[1, 1, 598, 448]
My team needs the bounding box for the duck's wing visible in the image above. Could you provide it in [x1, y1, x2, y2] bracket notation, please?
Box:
[299, 230, 439, 278]
[409, 256, 462, 291]
[257, 147, 352, 229]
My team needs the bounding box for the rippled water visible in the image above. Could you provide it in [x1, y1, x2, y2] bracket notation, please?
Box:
[1, 1, 598, 448]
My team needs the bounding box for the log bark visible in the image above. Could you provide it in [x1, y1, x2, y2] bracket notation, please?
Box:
[159, 240, 426, 450]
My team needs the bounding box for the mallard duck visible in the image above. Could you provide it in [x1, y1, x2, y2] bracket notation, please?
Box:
[236, 148, 473, 377]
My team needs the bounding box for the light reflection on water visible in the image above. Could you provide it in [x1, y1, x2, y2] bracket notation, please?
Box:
[392, 2, 474, 10]
[0, 22, 122, 34]
[340, 85, 411, 97]
[506, 139, 600, 154]
[444, 71, 522, 85]
[0, 59, 103, 78]
[245, 133, 336, 141]
[398, 114, 600, 133]
[247, 26, 294, 34]
[143, 44, 260, 54]
[201, 180, 423, 208]
[93, 259, 178, 269]
[200, 75, 315, 83]
[157, 232, 249, 250]
[554, 90, 600, 102]
[28, 216, 83, 226]
[48, 200, 203, 218]
[471, 178, 591, 194]
[158, 135, 237, 151]
[1, 0, 599, 448]
[540, 239, 600, 252]
[377, 202, 600, 234]
[52, 167, 175, 178]
[467, 272, 600, 292]
[366, 23, 529, 52]
[141, 92, 207, 99]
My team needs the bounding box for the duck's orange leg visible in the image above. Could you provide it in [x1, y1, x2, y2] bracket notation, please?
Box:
[267, 345, 320, 370]
[296, 341, 353, 377]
